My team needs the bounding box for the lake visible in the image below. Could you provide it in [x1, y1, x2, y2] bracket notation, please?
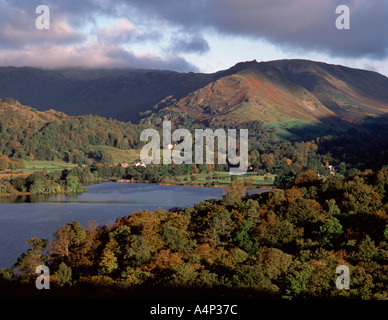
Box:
[0, 182, 266, 268]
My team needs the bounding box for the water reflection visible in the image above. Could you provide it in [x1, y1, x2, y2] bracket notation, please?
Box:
[0, 193, 55, 203]
[0, 182, 267, 268]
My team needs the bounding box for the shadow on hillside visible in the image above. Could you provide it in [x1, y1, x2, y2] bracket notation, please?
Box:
[273, 114, 387, 141]
[307, 113, 388, 137]
[267, 114, 388, 170]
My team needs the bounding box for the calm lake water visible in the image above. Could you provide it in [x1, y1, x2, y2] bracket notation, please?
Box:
[0, 182, 266, 268]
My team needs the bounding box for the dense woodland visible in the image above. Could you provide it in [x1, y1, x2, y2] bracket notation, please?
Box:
[1, 169, 388, 299]
[2, 98, 388, 182]
[0, 98, 143, 165]
[2, 98, 388, 299]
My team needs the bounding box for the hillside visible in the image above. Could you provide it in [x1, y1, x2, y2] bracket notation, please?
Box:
[0, 67, 216, 122]
[0, 98, 142, 164]
[0, 98, 68, 128]
[1, 60, 388, 136]
[141, 61, 338, 128]
[268, 59, 388, 122]
[140, 60, 388, 135]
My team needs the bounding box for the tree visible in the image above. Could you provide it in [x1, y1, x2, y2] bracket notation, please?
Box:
[374, 167, 388, 198]
[338, 162, 347, 175]
[113, 165, 126, 178]
[257, 219, 303, 249]
[0, 154, 10, 171]
[233, 265, 275, 293]
[235, 223, 259, 255]
[123, 235, 151, 269]
[222, 180, 247, 206]
[99, 245, 118, 275]
[49, 221, 85, 263]
[148, 249, 184, 272]
[354, 235, 378, 262]
[9, 158, 25, 170]
[283, 198, 320, 226]
[274, 167, 296, 188]
[255, 247, 293, 281]
[100, 150, 113, 165]
[283, 264, 315, 300]
[341, 176, 381, 215]
[203, 209, 234, 247]
[324, 199, 342, 216]
[293, 171, 319, 188]
[26, 172, 45, 186]
[65, 176, 82, 193]
[13, 237, 48, 276]
[161, 222, 188, 252]
[54, 262, 72, 286]
[29, 179, 45, 194]
[11, 178, 27, 192]
[68, 167, 94, 184]
[314, 217, 343, 246]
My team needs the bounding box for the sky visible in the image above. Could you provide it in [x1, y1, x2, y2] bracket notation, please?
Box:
[0, 0, 388, 76]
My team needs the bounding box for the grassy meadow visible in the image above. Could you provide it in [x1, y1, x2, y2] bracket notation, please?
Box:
[175, 171, 275, 187]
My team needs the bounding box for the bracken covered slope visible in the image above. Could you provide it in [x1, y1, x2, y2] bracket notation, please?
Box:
[141, 60, 388, 132]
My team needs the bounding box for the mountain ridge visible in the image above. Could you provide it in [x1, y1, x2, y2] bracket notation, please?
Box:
[140, 59, 388, 134]
[0, 66, 217, 122]
[268, 59, 388, 121]
[1, 59, 388, 129]
[141, 60, 337, 128]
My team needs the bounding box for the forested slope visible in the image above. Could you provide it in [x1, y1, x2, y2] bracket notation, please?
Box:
[3, 169, 388, 300]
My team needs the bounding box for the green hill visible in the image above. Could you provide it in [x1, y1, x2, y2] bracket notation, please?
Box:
[140, 60, 388, 136]
[0, 98, 143, 165]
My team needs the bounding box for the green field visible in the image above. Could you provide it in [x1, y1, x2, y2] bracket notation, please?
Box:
[5, 157, 275, 189]
[89, 145, 140, 164]
[176, 171, 275, 187]
[22, 160, 78, 173]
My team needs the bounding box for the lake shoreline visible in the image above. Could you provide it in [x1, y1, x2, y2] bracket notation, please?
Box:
[0, 188, 88, 199]
[1, 182, 260, 268]
[114, 178, 274, 190]
[0, 176, 274, 199]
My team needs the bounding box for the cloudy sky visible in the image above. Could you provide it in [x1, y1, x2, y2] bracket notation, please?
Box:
[0, 0, 387, 76]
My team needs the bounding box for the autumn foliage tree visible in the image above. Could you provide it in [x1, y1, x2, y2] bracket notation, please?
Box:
[5, 168, 388, 300]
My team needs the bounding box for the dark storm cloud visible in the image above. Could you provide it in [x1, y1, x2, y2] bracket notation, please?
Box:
[0, 0, 386, 70]
[104, 46, 200, 71]
[169, 33, 210, 54]
[122, 0, 388, 59]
